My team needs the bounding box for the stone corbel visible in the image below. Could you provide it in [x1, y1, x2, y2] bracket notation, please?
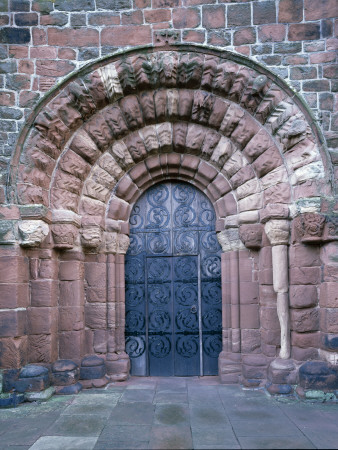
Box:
[264, 219, 291, 360]
[51, 209, 81, 249]
[18, 220, 49, 247]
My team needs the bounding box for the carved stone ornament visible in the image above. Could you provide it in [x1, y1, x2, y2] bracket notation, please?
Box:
[18, 220, 49, 247]
[326, 216, 338, 240]
[118, 234, 130, 254]
[294, 213, 326, 243]
[98, 63, 123, 103]
[154, 30, 179, 46]
[239, 224, 263, 249]
[105, 231, 117, 253]
[217, 229, 245, 253]
[265, 220, 290, 246]
[51, 224, 78, 249]
[81, 225, 102, 249]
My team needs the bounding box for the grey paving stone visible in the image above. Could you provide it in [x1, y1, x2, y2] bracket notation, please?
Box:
[108, 402, 155, 424]
[94, 442, 149, 449]
[154, 392, 188, 403]
[98, 423, 151, 447]
[29, 436, 98, 450]
[0, 416, 59, 446]
[61, 402, 115, 417]
[149, 425, 192, 450]
[230, 417, 304, 437]
[44, 414, 107, 437]
[238, 435, 316, 449]
[126, 383, 156, 390]
[154, 403, 190, 426]
[189, 404, 229, 426]
[119, 389, 155, 403]
[72, 393, 122, 404]
[191, 424, 239, 448]
[302, 431, 338, 449]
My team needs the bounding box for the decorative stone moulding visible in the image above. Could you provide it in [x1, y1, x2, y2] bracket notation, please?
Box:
[294, 212, 326, 244]
[239, 223, 263, 249]
[105, 232, 130, 254]
[0, 220, 16, 245]
[51, 209, 81, 249]
[18, 220, 49, 247]
[217, 228, 245, 253]
[265, 219, 290, 246]
[81, 225, 103, 249]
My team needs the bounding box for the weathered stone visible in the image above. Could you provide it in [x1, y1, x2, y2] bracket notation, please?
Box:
[20, 365, 48, 378]
[18, 220, 49, 247]
[25, 386, 55, 402]
[299, 361, 338, 390]
[55, 381, 82, 395]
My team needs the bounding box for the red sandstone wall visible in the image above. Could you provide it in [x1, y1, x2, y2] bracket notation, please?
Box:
[0, 0, 337, 203]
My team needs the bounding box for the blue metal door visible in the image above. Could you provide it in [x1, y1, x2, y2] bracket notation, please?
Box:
[125, 182, 222, 376]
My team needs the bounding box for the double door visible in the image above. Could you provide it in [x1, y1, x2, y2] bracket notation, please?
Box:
[125, 182, 222, 376]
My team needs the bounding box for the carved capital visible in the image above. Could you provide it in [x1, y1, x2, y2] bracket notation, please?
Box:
[239, 224, 263, 249]
[294, 212, 326, 243]
[265, 220, 290, 246]
[51, 209, 81, 249]
[81, 225, 102, 249]
[104, 232, 130, 254]
[217, 229, 245, 253]
[51, 224, 78, 249]
[18, 220, 49, 247]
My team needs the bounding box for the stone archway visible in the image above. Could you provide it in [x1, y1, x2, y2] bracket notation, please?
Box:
[1, 45, 336, 388]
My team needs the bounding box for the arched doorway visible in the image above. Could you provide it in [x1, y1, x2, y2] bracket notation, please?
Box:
[125, 181, 222, 377]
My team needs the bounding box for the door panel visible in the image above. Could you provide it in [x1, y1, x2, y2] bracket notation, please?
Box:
[125, 181, 222, 377]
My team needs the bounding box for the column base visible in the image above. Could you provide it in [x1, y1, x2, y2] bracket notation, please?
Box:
[106, 352, 130, 381]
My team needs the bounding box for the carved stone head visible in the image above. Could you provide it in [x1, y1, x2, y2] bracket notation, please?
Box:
[81, 225, 102, 249]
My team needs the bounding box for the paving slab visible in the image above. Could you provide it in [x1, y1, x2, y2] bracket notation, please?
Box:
[154, 403, 190, 426]
[149, 425, 192, 450]
[29, 436, 98, 450]
[44, 414, 107, 437]
[1, 376, 338, 449]
[119, 388, 155, 403]
[108, 401, 155, 425]
[238, 435, 316, 449]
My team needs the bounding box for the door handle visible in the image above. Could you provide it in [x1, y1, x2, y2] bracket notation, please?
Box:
[190, 305, 197, 314]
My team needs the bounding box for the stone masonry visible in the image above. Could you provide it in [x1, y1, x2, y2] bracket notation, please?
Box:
[0, 0, 337, 396]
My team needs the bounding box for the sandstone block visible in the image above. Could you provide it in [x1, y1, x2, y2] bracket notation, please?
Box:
[0, 336, 27, 369]
[320, 309, 338, 333]
[59, 280, 84, 307]
[0, 310, 26, 338]
[291, 331, 320, 349]
[289, 285, 318, 309]
[320, 283, 338, 308]
[59, 307, 84, 332]
[27, 307, 57, 335]
[59, 331, 84, 362]
[289, 267, 321, 285]
[0, 283, 29, 309]
[240, 304, 259, 329]
[0, 256, 29, 283]
[291, 307, 319, 332]
[31, 280, 58, 307]
[59, 261, 84, 281]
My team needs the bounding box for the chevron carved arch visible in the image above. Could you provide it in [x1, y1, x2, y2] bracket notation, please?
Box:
[8, 45, 332, 252]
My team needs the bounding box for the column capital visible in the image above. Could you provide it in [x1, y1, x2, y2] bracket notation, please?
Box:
[265, 219, 290, 246]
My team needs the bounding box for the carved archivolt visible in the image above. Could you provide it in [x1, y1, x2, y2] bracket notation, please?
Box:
[8, 47, 330, 251]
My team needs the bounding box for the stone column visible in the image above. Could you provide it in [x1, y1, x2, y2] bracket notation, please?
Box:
[217, 228, 244, 383]
[105, 232, 130, 381]
[265, 219, 291, 360]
